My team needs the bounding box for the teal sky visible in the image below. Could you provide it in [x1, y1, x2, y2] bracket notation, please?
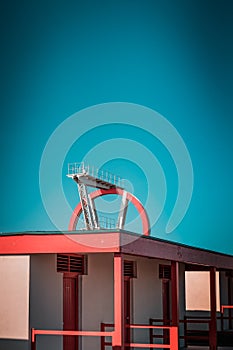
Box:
[1, 1, 233, 255]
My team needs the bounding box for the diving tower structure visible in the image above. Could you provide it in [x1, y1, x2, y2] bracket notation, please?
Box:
[67, 162, 150, 235]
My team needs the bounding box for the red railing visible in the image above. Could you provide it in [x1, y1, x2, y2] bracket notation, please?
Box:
[100, 323, 178, 350]
[101, 322, 114, 349]
[221, 305, 233, 314]
[31, 328, 114, 350]
[149, 318, 172, 344]
[221, 305, 233, 330]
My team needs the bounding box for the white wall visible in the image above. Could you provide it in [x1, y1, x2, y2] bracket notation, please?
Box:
[30, 254, 63, 350]
[132, 256, 170, 344]
[0, 256, 30, 340]
[0, 256, 30, 350]
[81, 253, 114, 350]
[81, 254, 170, 349]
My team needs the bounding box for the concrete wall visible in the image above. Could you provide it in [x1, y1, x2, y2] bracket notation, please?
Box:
[130, 256, 168, 344]
[0, 256, 30, 350]
[81, 254, 170, 349]
[30, 254, 63, 350]
[81, 253, 114, 350]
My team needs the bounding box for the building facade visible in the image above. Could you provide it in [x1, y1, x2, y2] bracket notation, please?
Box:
[0, 230, 233, 350]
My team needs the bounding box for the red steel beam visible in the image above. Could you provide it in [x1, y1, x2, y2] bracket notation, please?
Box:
[112, 253, 124, 349]
[32, 329, 114, 336]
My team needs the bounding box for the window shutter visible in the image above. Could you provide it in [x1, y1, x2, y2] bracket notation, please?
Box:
[124, 260, 137, 278]
[159, 265, 171, 280]
[57, 254, 87, 274]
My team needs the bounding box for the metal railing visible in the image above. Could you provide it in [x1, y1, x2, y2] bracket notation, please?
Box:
[149, 318, 172, 345]
[31, 328, 114, 350]
[180, 317, 211, 347]
[100, 322, 178, 350]
[221, 305, 233, 330]
[99, 216, 116, 229]
[67, 162, 124, 187]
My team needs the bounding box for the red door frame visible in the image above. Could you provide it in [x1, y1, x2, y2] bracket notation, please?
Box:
[63, 273, 79, 350]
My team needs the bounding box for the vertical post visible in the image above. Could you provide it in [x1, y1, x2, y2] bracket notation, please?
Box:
[101, 323, 105, 350]
[31, 329, 36, 350]
[210, 267, 217, 350]
[112, 254, 124, 350]
[171, 261, 179, 327]
[170, 327, 179, 350]
[228, 275, 232, 329]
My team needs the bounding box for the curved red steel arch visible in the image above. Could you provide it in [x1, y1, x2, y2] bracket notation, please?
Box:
[68, 188, 151, 236]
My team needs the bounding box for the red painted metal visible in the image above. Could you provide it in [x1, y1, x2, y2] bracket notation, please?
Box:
[221, 305, 233, 313]
[101, 323, 114, 349]
[32, 329, 114, 336]
[210, 267, 217, 350]
[68, 188, 151, 236]
[112, 253, 124, 348]
[221, 304, 233, 330]
[100, 323, 178, 350]
[63, 275, 78, 350]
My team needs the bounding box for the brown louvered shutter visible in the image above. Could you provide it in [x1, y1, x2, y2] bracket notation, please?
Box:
[57, 254, 87, 274]
[124, 260, 137, 278]
[159, 265, 171, 280]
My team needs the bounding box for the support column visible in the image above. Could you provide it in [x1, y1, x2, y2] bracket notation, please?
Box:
[228, 275, 232, 329]
[171, 261, 179, 327]
[112, 254, 124, 350]
[210, 267, 217, 350]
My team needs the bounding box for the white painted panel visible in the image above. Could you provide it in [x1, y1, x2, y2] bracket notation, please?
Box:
[30, 254, 63, 350]
[0, 256, 30, 340]
[185, 271, 220, 311]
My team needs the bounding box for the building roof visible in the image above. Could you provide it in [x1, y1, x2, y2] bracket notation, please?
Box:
[0, 230, 233, 270]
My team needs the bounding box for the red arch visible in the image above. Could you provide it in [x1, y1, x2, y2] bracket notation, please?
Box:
[68, 188, 150, 236]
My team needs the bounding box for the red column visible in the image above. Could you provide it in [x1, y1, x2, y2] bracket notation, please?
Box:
[112, 254, 124, 350]
[171, 261, 179, 327]
[210, 267, 217, 350]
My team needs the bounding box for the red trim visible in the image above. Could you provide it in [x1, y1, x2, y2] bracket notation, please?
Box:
[112, 253, 124, 348]
[68, 188, 150, 236]
[221, 305, 233, 313]
[0, 233, 121, 254]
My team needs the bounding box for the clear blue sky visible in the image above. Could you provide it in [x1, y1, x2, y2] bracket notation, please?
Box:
[1, 0, 233, 255]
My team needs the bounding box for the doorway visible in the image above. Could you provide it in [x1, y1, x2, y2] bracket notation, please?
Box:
[124, 277, 131, 350]
[63, 274, 79, 350]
